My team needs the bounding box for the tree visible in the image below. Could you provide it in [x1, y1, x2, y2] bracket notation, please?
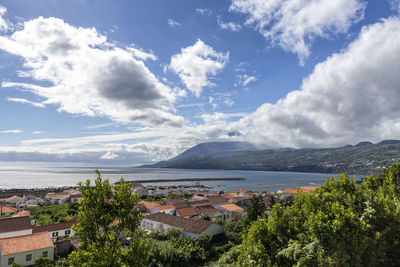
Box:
[34, 257, 53, 267]
[246, 194, 266, 223]
[240, 165, 400, 267]
[68, 170, 150, 266]
[223, 214, 246, 245]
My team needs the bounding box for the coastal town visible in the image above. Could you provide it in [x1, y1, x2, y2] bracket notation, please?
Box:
[0, 182, 315, 266]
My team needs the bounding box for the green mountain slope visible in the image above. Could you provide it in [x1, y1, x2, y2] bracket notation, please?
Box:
[148, 140, 400, 174]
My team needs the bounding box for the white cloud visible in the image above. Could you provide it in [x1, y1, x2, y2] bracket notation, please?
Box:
[0, 5, 8, 32]
[230, 0, 366, 65]
[218, 17, 242, 32]
[100, 151, 118, 160]
[390, 0, 400, 13]
[169, 39, 229, 97]
[0, 16, 184, 127]
[234, 74, 256, 87]
[167, 18, 181, 27]
[196, 8, 212, 16]
[126, 45, 157, 61]
[84, 123, 115, 130]
[240, 17, 400, 148]
[1, 129, 22, 134]
[7, 97, 45, 108]
[32, 131, 43, 135]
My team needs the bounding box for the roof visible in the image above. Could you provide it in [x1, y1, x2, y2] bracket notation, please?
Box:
[156, 204, 175, 211]
[0, 216, 32, 233]
[33, 217, 77, 233]
[46, 193, 70, 200]
[0, 206, 18, 214]
[144, 213, 214, 234]
[281, 186, 318, 194]
[17, 210, 31, 217]
[172, 202, 190, 209]
[176, 207, 199, 217]
[6, 195, 24, 202]
[207, 196, 229, 204]
[197, 205, 227, 215]
[219, 203, 244, 213]
[0, 232, 54, 256]
[138, 201, 159, 210]
[163, 198, 187, 204]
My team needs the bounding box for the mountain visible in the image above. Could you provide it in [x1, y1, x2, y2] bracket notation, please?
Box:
[146, 140, 400, 174]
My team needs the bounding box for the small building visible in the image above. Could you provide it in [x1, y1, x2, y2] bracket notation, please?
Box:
[149, 205, 175, 215]
[132, 187, 148, 198]
[141, 213, 224, 238]
[5, 196, 24, 206]
[135, 201, 160, 214]
[0, 206, 18, 217]
[0, 232, 54, 266]
[214, 203, 245, 217]
[33, 217, 77, 242]
[196, 205, 231, 221]
[175, 207, 199, 218]
[0, 216, 32, 239]
[44, 193, 70, 204]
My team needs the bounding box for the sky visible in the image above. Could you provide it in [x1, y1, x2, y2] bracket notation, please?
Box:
[0, 0, 399, 165]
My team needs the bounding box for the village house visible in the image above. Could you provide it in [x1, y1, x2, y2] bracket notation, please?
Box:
[132, 186, 148, 198]
[141, 213, 224, 238]
[0, 232, 54, 267]
[5, 195, 24, 206]
[149, 204, 175, 215]
[33, 217, 77, 242]
[0, 216, 32, 239]
[0, 206, 18, 217]
[44, 193, 70, 204]
[214, 203, 245, 218]
[135, 201, 160, 214]
[195, 205, 231, 221]
[175, 207, 199, 218]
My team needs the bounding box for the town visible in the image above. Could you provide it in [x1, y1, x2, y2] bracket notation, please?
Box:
[0, 182, 313, 266]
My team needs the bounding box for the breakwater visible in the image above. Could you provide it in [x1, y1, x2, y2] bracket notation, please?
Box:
[120, 177, 246, 184]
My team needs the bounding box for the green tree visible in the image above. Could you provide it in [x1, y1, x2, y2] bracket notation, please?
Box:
[68, 170, 149, 267]
[246, 195, 266, 223]
[240, 165, 400, 267]
[34, 257, 53, 267]
[223, 214, 246, 245]
[11, 262, 22, 267]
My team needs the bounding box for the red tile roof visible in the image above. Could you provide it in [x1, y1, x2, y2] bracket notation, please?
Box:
[219, 203, 244, 213]
[17, 210, 31, 217]
[33, 218, 77, 233]
[156, 204, 175, 211]
[0, 206, 18, 214]
[176, 207, 199, 217]
[6, 195, 24, 202]
[0, 232, 54, 255]
[138, 201, 159, 210]
[282, 186, 318, 194]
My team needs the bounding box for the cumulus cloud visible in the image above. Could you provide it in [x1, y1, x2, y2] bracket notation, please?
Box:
[1, 129, 22, 134]
[218, 17, 242, 32]
[0, 16, 184, 127]
[169, 39, 229, 97]
[32, 131, 43, 135]
[230, 0, 366, 65]
[0, 5, 7, 32]
[240, 17, 400, 148]
[100, 151, 118, 160]
[167, 18, 181, 27]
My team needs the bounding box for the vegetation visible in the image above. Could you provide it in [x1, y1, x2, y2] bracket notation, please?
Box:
[28, 202, 79, 225]
[151, 140, 400, 174]
[68, 170, 150, 267]
[246, 195, 266, 223]
[239, 163, 400, 266]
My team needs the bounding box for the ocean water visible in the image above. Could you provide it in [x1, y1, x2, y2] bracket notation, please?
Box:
[0, 162, 346, 192]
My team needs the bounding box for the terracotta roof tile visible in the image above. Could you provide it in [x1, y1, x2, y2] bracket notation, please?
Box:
[219, 203, 244, 213]
[0, 206, 18, 214]
[0, 232, 54, 255]
[176, 207, 199, 217]
[33, 218, 77, 233]
[156, 204, 175, 211]
[17, 210, 30, 217]
[282, 186, 318, 194]
[6, 195, 24, 202]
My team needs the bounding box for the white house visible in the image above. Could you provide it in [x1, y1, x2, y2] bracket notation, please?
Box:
[132, 187, 148, 198]
[149, 205, 176, 215]
[0, 216, 32, 239]
[141, 213, 224, 238]
[0, 232, 54, 267]
[32, 217, 77, 242]
[5, 196, 24, 206]
[44, 193, 70, 204]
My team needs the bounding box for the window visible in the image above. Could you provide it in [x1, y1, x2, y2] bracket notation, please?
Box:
[52, 232, 59, 237]
[65, 229, 71, 235]
[26, 254, 32, 261]
[8, 257, 14, 265]
[43, 251, 48, 258]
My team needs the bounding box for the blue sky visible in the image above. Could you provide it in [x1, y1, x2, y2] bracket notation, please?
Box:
[0, 0, 399, 165]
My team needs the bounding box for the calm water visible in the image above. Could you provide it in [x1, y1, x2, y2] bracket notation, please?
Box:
[0, 162, 343, 192]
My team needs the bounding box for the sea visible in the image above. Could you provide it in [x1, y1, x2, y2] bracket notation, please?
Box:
[0, 161, 352, 192]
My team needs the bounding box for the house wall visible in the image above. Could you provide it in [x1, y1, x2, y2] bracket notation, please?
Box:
[0, 229, 32, 239]
[0, 247, 54, 267]
[48, 228, 75, 241]
[141, 218, 176, 232]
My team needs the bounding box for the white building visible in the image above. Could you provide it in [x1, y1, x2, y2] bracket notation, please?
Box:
[32, 217, 77, 242]
[0, 232, 54, 267]
[0, 217, 32, 239]
[141, 213, 224, 238]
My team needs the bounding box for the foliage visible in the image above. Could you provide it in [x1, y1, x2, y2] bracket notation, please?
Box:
[216, 245, 243, 267]
[11, 263, 22, 267]
[246, 195, 266, 223]
[222, 214, 246, 245]
[200, 214, 211, 221]
[68, 170, 150, 267]
[240, 164, 400, 266]
[34, 257, 54, 267]
[27, 202, 79, 226]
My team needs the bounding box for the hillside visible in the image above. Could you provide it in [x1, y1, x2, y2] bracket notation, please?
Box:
[147, 140, 400, 174]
